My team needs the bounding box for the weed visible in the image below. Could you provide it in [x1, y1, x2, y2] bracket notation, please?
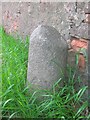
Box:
[1, 28, 90, 119]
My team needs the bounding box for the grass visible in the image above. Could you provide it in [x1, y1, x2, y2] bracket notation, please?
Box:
[1, 27, 90, 119]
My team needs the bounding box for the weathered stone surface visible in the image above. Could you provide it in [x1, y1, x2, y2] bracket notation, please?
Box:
[27, 25, 68, 90]
[2, 2, 88, 40]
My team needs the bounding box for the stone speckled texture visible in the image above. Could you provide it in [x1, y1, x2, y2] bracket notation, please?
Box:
[27, 25, 68, 90]
[1, 2, 88, 99]
[2, 2, 88, 40]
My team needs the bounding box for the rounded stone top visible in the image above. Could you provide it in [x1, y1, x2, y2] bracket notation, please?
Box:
[30, 25, 67, 42]
[31, 25, 62, 35]
[27, 24, 68, 90]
